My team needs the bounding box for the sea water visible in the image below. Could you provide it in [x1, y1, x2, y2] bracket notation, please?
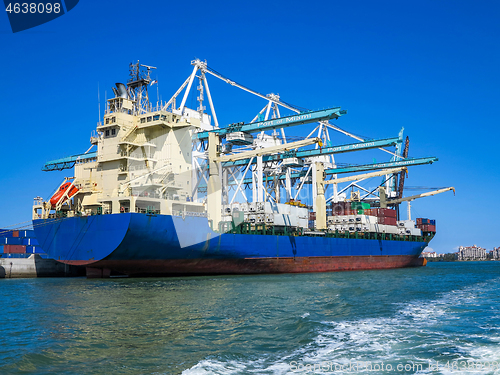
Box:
[1, 262, 500, 374]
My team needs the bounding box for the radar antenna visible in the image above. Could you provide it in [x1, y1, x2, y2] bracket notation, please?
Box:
[127, 60, 157, 113]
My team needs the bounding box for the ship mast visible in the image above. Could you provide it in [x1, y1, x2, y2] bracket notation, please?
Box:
[127, 60, 156, 114]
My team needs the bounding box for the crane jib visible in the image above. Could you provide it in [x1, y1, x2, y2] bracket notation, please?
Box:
[193, 107, 345, 140]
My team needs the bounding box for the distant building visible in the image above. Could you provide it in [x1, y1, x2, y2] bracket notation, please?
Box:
[491, 247, 500, 260]
[457, 245, 487, 261]
[421, 251, 438, 258]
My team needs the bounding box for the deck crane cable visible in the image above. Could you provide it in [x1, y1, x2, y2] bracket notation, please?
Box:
[362, 174, 399, 203]
[204, 65, 308, 112]
[205, 64, 392, 152]
[0, 220, 34, 234]
[0, 215, 71, 235]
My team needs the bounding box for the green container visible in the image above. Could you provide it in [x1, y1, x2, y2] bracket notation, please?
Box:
[351, 202, 370, 210]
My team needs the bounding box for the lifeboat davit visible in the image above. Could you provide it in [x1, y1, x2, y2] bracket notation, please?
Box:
[50, 182, 79, 207]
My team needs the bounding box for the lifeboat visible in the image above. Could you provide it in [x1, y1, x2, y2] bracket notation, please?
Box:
[50, 182, 79, 207]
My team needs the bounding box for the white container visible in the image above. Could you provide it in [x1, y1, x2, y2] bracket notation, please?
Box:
[404, 220, 416, 229]
[386, 225, 399, 234]
[411, 228, 422, 236]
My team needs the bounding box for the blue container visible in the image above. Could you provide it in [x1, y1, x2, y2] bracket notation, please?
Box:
[0, 245, 3, 253]
[19, 230, 36, 238]
[0, 230, 14, 239]
[22, 238, 39, 246]
[2, 253, 31, 259]
[430, 219, 436, 225]
[26, 246, 46, 254]
[4, 237, 23, 245]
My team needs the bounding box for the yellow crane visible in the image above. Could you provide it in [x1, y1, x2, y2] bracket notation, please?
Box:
[379, 186, 455, 209]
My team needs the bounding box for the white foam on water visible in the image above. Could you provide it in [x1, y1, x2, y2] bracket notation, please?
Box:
[182, 359, 249, 375]
[182, 277, 500, 374]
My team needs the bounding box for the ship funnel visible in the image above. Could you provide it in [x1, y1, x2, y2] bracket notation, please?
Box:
[115, 83, 128, 99]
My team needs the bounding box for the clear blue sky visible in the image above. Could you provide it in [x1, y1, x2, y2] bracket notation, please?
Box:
[0, 0, 499, 253]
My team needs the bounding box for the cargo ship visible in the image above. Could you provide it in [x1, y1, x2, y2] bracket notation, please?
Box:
[32, 60, 454, 278]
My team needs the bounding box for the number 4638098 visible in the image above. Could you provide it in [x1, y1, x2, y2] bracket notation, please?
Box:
[5, 3, 61, 14]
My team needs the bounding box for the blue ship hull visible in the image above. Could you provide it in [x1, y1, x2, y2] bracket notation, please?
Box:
[33, 213, 428, 276]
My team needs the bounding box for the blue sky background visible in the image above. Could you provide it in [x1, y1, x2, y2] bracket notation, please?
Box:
[0, 0, 499, 253]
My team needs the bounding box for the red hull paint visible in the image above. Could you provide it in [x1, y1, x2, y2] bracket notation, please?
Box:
[83, 255, 426, 277]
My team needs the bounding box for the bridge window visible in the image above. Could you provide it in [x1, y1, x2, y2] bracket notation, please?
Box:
[111, 129, 116, 136]
[105, 118, 109, 125]
[147, 116, 152, 122]
[140, 118, 146, 123]
[105, 130, 110, 137]
[153, 115, 160, 121]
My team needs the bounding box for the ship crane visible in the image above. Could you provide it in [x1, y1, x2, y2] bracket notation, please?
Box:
[215, 138, 322, 163]
[194, 107, 345, 140]
[379, 186, 455, 209]
[314, 167, 407, 230]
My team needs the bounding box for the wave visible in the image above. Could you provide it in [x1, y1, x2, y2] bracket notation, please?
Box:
[182, 277, 500, 374]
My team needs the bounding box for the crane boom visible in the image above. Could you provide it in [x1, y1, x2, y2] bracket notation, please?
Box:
[221, 137, 401, 168]
[323, 167, 407, 185]
[238, 157, 437, 185]
[216, 138, 322, 163]
[193, 107, 346, 140]
[380, 187, 455, 208]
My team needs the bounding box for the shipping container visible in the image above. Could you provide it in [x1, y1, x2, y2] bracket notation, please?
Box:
[421, 224, 436, 232]
[351, 202, 370, 210]
[26, 246, 46, 254]
[376, 208, 397, 218]
[4, 237, 23, 245]
[364, 209, 377, 217]
[12, 230, 19, 238]
[378, 216, 397, 226]
[22, 238, 38, 246]
[17, 230, 36, 238]
[331, 202, 350, 216]
[4, 245, 26, 254]
[0, 229, 14, 238]
[2, 253, 32, 259]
